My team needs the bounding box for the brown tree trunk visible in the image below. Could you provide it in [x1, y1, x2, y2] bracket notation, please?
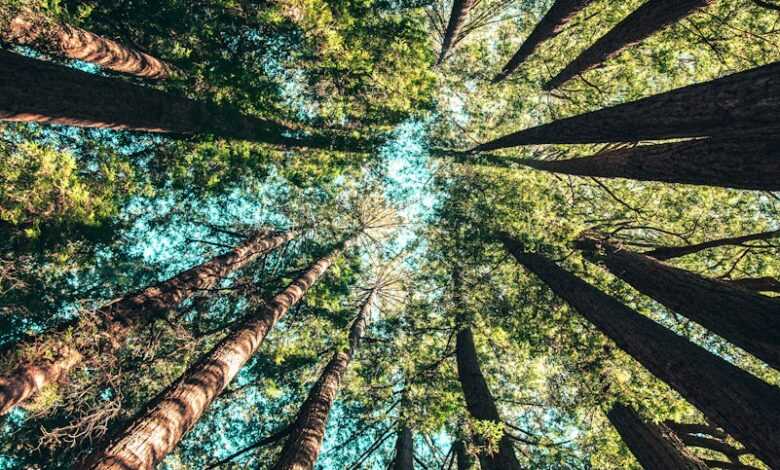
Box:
[393, 425, 415, 470]
[82, 243, 343, 470]
[499, 234, 780, 468]
[437, 0, 477, 64]
[271, 291, 375, 470]
[492, 0, 593, 83]
[644, 230, 780, 261]
[512, 138, 780, 191]
[725, 277, 780, 293]
[607, 402, 709, 470]
[456, 327, 523, 470]
[544, 0, 715, 90]
[664, 421, 727, 440]
[675, 433, 749, 461]
[2, 11, 177, 79]
[576, 236, 780, 370]
[455, 440, 476, 470]
[0, 51, 372, 151]
[0, 230, 294, 416]
[473, 59, 780, 151]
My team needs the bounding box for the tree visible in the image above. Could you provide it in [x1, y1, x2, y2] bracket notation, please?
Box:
[500, 234, 780, 468]
[492, 0, 594, 83]
[438, 0, 477, 65]
[393, 425, 415, 470]
[643, 229, 780, 261]
[545, 0, 715, 90]
[455, 440, 476, 470]
[665, 421, 761, 470]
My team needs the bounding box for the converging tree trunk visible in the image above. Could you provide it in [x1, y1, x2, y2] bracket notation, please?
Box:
[607, 402, 709, 470]
[271, 291, 375, 470]
[82, 241, 345, 470]
[492, 0, 593, 83]
[438, 0, 477, 64]
[393, 425, 415, 470]
[499, 234, 780, 467]
[576, 236, 780, 370]
[473, 60, 780, 151]
[1, 11, 177, 79]
[511, 138, 780, 191]
[644, 229, 780, 261]
[0, 230, 294, 416]
[544, 0, 715, 90]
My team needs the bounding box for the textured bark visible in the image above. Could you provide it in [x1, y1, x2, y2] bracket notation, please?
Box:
[725, 277, 780, 293]
[492, 0, 593, 82]
[438, 0, 477, 64]
[577, 236, 780, 371]
[0, 230, 294, 416]
[607, 402, 709, 470]
[456, 440, 477, 470]
[2, 11, 177, 79]
[0, 51, 371, 151]
[644, 230, 780, 261]
[500, 235, 780, 468]
[456, 327, 523, 470]
[544, 0, 715, 90]
[82, 245, 341, 470]
[393, 425, 415, 470]
[513, 138, 780, 191]
[474, 60, 780, 151]
[272, 292, 374, 470]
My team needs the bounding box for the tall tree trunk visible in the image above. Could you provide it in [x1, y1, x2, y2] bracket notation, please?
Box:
[607, 402, 709, 470]
[455, 439, 476, 470]
[511, 138, 780, 191]
[456, 327, 523, 470]
[0, 51, 372, 151]
[492, 0, 593, 83]
[544, 0, 715, 90]
[576, 236, 780, 370]
[473, 60, 780, 151]
[0, 230, 294, 416]
[499, 234, 780, 467]
[1, 11, 177, 79]
[271, 291, 375, 470]
[725, 277, 780, 293]
[393, 425, 415, 470]
[81, 241, 342, 470]
[643, 230, 780, 261]
[437, 0, 477, 64]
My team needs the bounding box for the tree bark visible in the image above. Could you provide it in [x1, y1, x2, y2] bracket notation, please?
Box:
[644, 230, 780, 261]
[607, 402, 709, 470]
[499, 234, 780, 468]
[1, 11, 177, 79]
[473, 59, 780, 151]
[271, 291, 375, 470]
[512, 138, 780, 191]
[492, 0, 593, 83]
[437, 0, 477, 64]
[455, 439, 476, 470]
[456, 327, 523, 470]
[702, 460, 761, 470]
[0, 51, 372, 151]
[663, 421, 727, 440]
[0, 230, 294, 416]
[82, 243, 342, 470]
[576, 236, 780, 371]
[675, 433, 748, 461]
[393, 425, 415, 470]
[544, 0, 715, 90]
[724, 277, 780, 293]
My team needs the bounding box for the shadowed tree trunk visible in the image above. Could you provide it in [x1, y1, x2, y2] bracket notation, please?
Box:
[473, 60, 780, 151]
[725, 277, 780, 293]
[607, 402, 709, 470]
[0, 230, 295, 416]
[455, 440, 476, 470]
[1, 11, 177, 79]
[664, 421, 727, 440]
[82, 242, 344, 470]
[499, 234, 780, 467]
[644, 229, 780, 261]
[544, 0, 715, 90]
[576, 236, 780, 370]
[0, 51, 373, 151]
[438, 0, 477, 64]
[393, 425, 415, 470]
[492, 0, 593, 83]
[271, 290, 375, 470]
[511, 138, 780, 191]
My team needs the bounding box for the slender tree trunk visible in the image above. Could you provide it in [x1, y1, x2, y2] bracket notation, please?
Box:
[1, 11, 177, 79]
[664, 421, 727, 440]
[499, 234, 780, 467]
[0, 51, 372, 151]
[702, 460, 762, 470]
[607, 402, 709, 470]
[456, 327, 523, 470]
[544, 0, 715, 90]
[644, 230, 780, 261]
[438, 0, 477, 64]
[512, 138, 780, 191]
[0, 230, 294, 416]
[576, 236, 780, 370]
[473, 60, 780, 151]
[725, 277, 780, 293]
[492, 0, 593, 83]
[675, 433, 749, 461]
[271, 291, 375, 470]
[82, 243, 343, 470]
[455, 439, 476, 470]
[393, 425, 415, 470]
